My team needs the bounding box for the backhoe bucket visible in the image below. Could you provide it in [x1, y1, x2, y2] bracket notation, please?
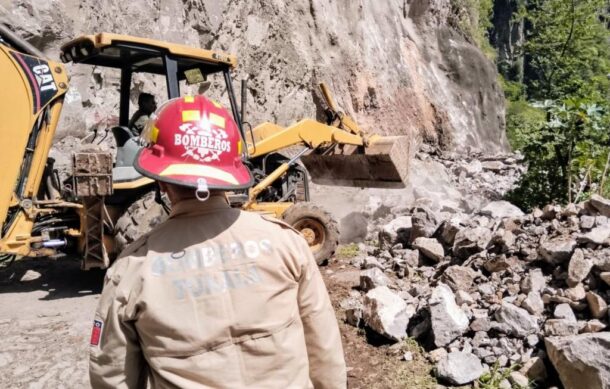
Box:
[301, 135, 410, 188]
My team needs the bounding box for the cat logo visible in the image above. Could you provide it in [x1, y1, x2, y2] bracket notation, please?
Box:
[32, 64, 57, 93]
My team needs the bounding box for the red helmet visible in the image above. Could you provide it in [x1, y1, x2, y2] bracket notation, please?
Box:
[135, 95, 253, 190]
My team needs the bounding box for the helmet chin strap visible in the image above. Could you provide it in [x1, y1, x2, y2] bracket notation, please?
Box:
[195, 178, 210, 202]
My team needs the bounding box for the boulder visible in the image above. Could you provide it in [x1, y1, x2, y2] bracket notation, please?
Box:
[519, 356, 547, 382]
[481, 201, 524, 219]
[412, 237, 444, 262]
[363, 286, 413, 341]
[438, 219, 461, 246]
[494, 302, 539, 337]
[544, 319, 580, 336]
[567, 249, 594, 287]
[522, 292, 544, 316]
[379, 216, 412, 247]
[509, 371, 530, 388]
[453, 227, 492, 260]
[600, 272, 610, 286]
[583, 320, 606, 333]
[546, 332, 610, 389]
[585, 292, 608, 319]
[577, 225, 610, 246]
[589, 194, 610, 217]
[436, 351, 484, 385]
[581, 215, 596, 230]
[441, 265, 477, 292]
[565, 283, 586, 301]
[359, 268, 389, 292]
[521, 269, 546, 294]
[429, 283, 469, 347]
[539, 237, 577, 264]
[409, 207, 438, 244]
[554, 303, 577, 322]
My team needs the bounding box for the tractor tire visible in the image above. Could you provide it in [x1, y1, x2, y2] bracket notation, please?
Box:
[282, 202, 339, 265]
[114, 191, 168, 256]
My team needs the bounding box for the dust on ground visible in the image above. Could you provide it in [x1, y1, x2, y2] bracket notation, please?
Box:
[0, 252, 436, 389]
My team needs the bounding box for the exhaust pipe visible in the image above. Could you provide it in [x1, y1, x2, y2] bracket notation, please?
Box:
[0, 23, 47, 59]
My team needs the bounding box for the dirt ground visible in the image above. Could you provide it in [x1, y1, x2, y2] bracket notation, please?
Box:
[0, 252, 436, 389]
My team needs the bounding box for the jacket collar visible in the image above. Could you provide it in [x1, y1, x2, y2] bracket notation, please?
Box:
[169, 195, 231, 218]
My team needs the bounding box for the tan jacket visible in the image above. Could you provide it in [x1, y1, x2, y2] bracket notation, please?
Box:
[89, 196, 346, 388]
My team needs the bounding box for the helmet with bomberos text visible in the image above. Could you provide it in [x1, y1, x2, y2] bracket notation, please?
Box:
[135, 95, 253, 191]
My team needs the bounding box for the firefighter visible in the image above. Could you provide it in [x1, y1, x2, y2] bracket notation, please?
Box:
[89, 95, 347, 388]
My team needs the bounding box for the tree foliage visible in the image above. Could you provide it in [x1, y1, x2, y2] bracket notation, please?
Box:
[497, 0, 610, 210]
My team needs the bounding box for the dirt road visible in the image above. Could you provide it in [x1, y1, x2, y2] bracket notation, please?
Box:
[0, 254, 435, 389]
[0, 258, 103, 388]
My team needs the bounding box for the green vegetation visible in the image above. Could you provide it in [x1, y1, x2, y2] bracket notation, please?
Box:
[475, 0, 610, 210]
[477, 362, 532, 388]
[451, 0, 497, 58]
[336, 243, 360, 259]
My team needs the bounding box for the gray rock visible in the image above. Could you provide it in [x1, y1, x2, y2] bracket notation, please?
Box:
[429, 283, 469, 347]
[509, 371, 530, 388]
[359, 268, 389, 292]
[581, 215, 596, 230]
[594, 249, 610, 271]
[481, 201, 524, 219]
[521, 269, 546, 293]
[363, 286, 414, 341]
[539, 237, 577, 264]
[567, 249, 594, 287]
[436, 351, 484, 385]
[586, 291, 608, 319]
[19, 269, 41, 282]
[455, 290, 475, 306]
[522, 292, 544, 316]
[519, 356, 547, 382]
[409, 207, 438, 244]
[494, 302, 539, 337]
[438, 219, 461, 246]
[470, 317, 491, 332]
[544, 319, 580, 336]
[582, 320, 606, 333]
[413, 237, 444, 263]
[554, 303, 577, 322]
[589, 194, 610, 217]
[453, 227, 492, 260]
[578, 225, 610, 245]
[428, 347, 447, 363]
[488, 229, 516, 253]
[362, 256, 384, 270]
[484, 255, 517, 273]
[442, 265, 476, 292]
[565, 283, 586, 301]
[379, 216, 412, 247]
[600, 272, 610, 286]
[546, 332, 610, 389]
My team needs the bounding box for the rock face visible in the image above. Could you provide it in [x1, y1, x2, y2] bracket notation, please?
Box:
[363, 286, 412, 341]
[429, 284, 469, 347]
[1, 0, 508, 174]
[546, 333, 610, 389]
[436, 351, 484, 385]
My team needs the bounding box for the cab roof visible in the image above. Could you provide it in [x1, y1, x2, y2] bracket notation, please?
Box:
[60, 33, 237, 76]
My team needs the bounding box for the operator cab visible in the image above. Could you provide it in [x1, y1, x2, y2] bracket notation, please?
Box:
[60, 33, 245, 186]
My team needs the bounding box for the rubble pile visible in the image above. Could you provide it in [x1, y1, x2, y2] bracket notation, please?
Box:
[340, 193, 610, 388]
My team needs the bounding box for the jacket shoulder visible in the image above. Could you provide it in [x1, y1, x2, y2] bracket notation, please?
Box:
[260, 214, 300, 235]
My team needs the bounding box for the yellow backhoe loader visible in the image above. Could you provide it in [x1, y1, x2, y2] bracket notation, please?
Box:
[0, 27, 408, 268]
